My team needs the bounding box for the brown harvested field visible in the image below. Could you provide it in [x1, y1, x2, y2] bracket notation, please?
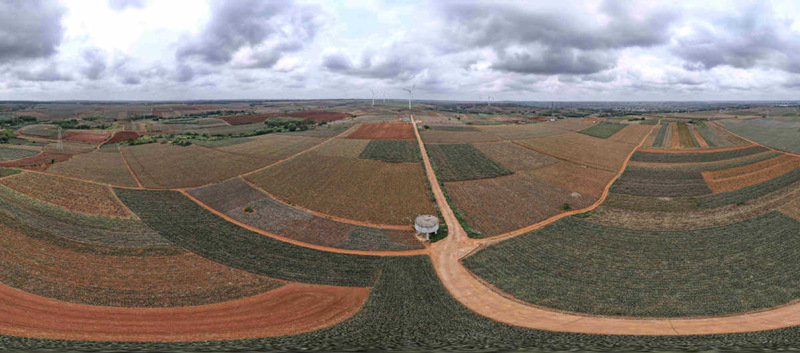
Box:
[106, 131, 140, 143]
[515, 132, 636, 172]
[478, 119, 595, 140]
[0, 172, 132, 217]
[63, 131, 110, 143]
[592, 180, 800, 230]
[219, 114, 272, 125]
[46, 149, 139, 187]
[530, 162, 616, 199]
[246, 153, 435, 225]
[420, 130, 500, 143]
[311, 138, 368, 158]
[121, 144, 263, 189]
[445, 171, 596, 237]
[346, 123, 415, 140]
[608, 125, 653, 145]
[0, 279, 368, 341]
[215, 134, 326, 161]
[473, 142, 558, 172]
[0, 218, 285, 307]
[702, 155, 800, 193]
[669, 123, 681, 148]
[0, 152, 72, 170]
[188, 179, 422, 251]
[286, 110, 349, 122]
[691, 125, 710, 148]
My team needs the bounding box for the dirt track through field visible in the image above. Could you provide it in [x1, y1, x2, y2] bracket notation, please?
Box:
[414, 115, 800, 335]
[0, 282, 369, 341]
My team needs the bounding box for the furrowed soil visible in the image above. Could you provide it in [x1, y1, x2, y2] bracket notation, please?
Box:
[515, 132, 635, 172]
[188, 179, 422, 251]
[474, 141, 558, 172]
[346, 123, 415, 140]
[464, 212, 800, 317]
[46, 148, 139, 187]
[246, 153, 435, 225]
[445, 171, 596, 238]
[703, 155, 800, 193]
[0, 172, 131, 217]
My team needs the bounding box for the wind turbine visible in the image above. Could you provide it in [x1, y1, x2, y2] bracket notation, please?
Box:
[371, 89, 376, 106]
[487, 95, 492, 107]
[402, 84, 415, 110]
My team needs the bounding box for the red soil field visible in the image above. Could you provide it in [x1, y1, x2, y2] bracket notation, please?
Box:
[64, 131, 111, 143]
[0, 153, 72, 170]
[106, 131, 140, 143]
[346, 123, 415, 140]
[0, 281, 369, 341]
[530, 162, 616, 199]
[702, 155, 800, 193]
[691, 125, 710, 148]
[0, 172, 132, 217]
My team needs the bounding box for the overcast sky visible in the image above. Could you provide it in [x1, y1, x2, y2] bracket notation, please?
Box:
[2, 0, 800, 101]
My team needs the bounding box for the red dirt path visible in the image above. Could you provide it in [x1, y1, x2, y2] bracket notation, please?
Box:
[0, 282, 369, 341]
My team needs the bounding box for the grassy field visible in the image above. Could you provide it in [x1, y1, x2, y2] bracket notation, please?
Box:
[426, 144, 512, 182]
[246, 153, 435, 225]
[0, 172, 132, 217]
[0, 147, 38, 161]
[358, 140, 421, 163]
[474, 142, 558, 172]
[46, 148, 139, 187]
[116, 189, 383, 286]
[724, 120, 800, 154]
[445, 171, 596, 237]
[465, 212, 800, 317]
[578, 123, 626, 139]
[188, 179, 422, 251]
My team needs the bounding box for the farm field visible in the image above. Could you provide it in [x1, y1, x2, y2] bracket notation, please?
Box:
[420, 130, 500, 143]
[105, 131, 139, 143]
[630, 145, 768, 163]
[188, 179, 422, 251]
[675, 122, 699, 148]
[515, 132, 635, 172]
[0, 172, 131, 217]
[530, 162, 615, 199]
[478, 119, 594, 140]
[245, 153, 435, 225]
[445, 170, 596, 237]
[64, 131, 110, 143]
[46, 148, 139, 187]
[610, 166, 712, 197]
[214, 134, 326, 161]
[121, 143, 263, 188]
[608, 124, 653, 144]
[312, 138, 368, 158]
[474, 141, 558, 172]
[0, 146, 39, 161]
[116, 189, 383, 286]
[464, 212, 800, 317]
[578, 123, 626, 139]
[358, 140, 421, 163]
[702, 155, 800, 193]
[724, 119, 800, 154]
[426, 144, 512, 182]
[652, 123, 668, 147]
[346, 123, 415, 140]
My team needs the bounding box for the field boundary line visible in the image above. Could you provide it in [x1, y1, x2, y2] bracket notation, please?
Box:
[117, 145, 144, 188]
[478, 121, 660, 245]
[179, 189, 428, 257]
[238, 177, 413, 230]
[690, 125, 710, 148]
[637, 143, 756, 154]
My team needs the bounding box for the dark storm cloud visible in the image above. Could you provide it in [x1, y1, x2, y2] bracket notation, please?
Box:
[436, 1, 678, 75]
[15, 65, 72, 82]
[108, 0, 145, 11]
[0, 0, 66, 63]
[81, 48, 107, 80]
[177, 0, 324, 69]
[670, 4, 800, 73]
[322, 44, 427, 80]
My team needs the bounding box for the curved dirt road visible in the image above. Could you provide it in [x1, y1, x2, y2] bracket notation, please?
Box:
[411, 115, 800, 335]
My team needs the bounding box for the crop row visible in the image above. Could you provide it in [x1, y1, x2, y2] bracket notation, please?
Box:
[724, 120, 800, 154]
[610, 166, 712, 197]
[652, 123, 668, 147]
[426, 143, 512, 182]
[464, 212, 800, 317]
[676, 122, 698, 148]
[699, 168, 800, 209]
[630, 145, 768, 163]
[358, 140, 421, 163]
[115, 189, 383, 287]
[0, 147, 38, 161]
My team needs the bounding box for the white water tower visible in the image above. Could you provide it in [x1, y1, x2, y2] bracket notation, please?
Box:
[414, 215, 439, 241]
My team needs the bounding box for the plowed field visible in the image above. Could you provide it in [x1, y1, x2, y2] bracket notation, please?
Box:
[47, 149, 139, 187]
[346, 123, 415, 140]
[703, 155, 800, 193]
[0, 173, 131, 217]
[515, 132, 635, 172]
